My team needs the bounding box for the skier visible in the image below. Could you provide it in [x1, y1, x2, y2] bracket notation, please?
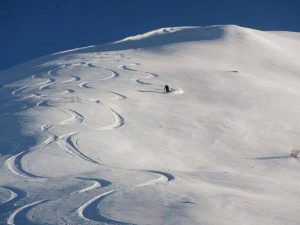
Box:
[164, 84, 170, 93]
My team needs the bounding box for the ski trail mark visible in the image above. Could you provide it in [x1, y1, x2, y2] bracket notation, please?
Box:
[61, 75, 81, 83]
[47, 65, 65, 76]
[118, 63, 139, 71]
[40, 124, 58, 145]
[7, 199, 49, 225]
[71, 75, 81, 81]
[36, 78, 54, 86]
[61, 77, 76, 84]
[59, 109, 84, 125]
[100, 69, 120, 81]
[5, 151, 43, 179]
[12, 86, 29, 95]
[109, 91, 127, 101]
[0, 186, 17, 204]
[26, 93, 44, 99]
[120, 64, 159, 86]
[60, 89, 75, 94]
[88, 98, 102, 104]
[134, 76, 153, 85]
[147, 170, 175, 182]
[36, 100, 52, 107]
[78, 190, 136, 224]
[58, 133, 99, 164]
[39, 78, 55, 90]
[79, 82, 92, 89]
[97, 108, 124, 131]
[0, 186, 26, 218]
[75, 178, 111, 193]
[137, 170, 175, 187]
[87, 63, 97, 67]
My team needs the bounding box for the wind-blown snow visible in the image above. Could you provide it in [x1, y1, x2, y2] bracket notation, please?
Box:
[1, 25, 300, 225]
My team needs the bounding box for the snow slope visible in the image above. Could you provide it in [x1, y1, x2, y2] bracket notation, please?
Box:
[1, 25, 300, 225]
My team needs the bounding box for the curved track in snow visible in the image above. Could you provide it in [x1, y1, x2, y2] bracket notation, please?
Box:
[5, 151, 44, 179]
[47, 65, 66, 76]
[97, 108, 125, 131]
[120, 63, 159, 86]
[36, 100, 52, 107]
[136, 170, 175, 187]
[7, 199, 49, 225]
[78, 190, 136, 225]
[146, 170, 175, 182]
[0, 186, 27, 223]
[0, 186, 18, 205]
[60, 89, 75, 94]
[58, 133, 100, 164]
[109, 91, 127, 100]
[75, 178, 111, 193]
[79, 82, 92, 89]
[11, 86, 29, 95]
[61, 75, 81, 84]
[59, 109, 85, 125]
[39, 78, 55, 90]
[100, 69, 120, 81]
[40, 124, 58, 145]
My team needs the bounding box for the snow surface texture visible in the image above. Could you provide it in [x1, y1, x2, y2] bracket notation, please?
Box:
[1, 25, 300, 225]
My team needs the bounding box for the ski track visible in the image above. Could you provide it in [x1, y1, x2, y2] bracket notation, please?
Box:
[26, 93, 44, 99]
[36, 100, 52, 107]
[79, 82, 92, 89]
[59, 109, 85, 125]
[47, 65, 65, 76]
[61, 77, 76, 84]
[109, 91, 127, 101]
[88, 98, 102, 104]
[58, 133, 99, 164]
[7, 199, 49, 225]
[40, 109, 97, 164]
[0, 186, 27, 221]
[60, 89, 75, 94]
[78, 190, 136, 225]
[116, 54, 125, 59]
[5, 57, 174, 224]
[87, 63, 97, 68]
[100, 69, 120, 81]
[120, 64, 159, 86]
[136, 170, 175, 187]
[147, 170, 175, 182]
[11, 86, 29, 95]
[97, 108, 125, 131]
[71, 62, 86, 67]
[75, 178, 111, 193]
[5, 151, 43, 179]
[71, 75, 81, 81]
[39, 78, 55, 90]
[118, 64, 139, 72]
[135, 77, 153, 85]
[40, 124, 58, 145]
[0, 186, 17, 204]
[134, 71, 158, 86]
[61, 75, 81, 84]
[36, 78, 54, 86]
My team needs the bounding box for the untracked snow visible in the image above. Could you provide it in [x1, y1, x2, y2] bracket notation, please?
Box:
[1, 25, 300, 225]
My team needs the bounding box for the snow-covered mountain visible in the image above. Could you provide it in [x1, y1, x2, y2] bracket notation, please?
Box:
[1, 25, 300, 225]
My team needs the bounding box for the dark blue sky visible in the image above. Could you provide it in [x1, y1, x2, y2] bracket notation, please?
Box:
[0, 0, 299, 71]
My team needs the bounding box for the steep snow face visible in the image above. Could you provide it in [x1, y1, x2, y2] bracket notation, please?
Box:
[1, 25, 300, 225]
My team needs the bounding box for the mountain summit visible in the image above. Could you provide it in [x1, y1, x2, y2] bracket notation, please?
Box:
[1, 25, 300, 225]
